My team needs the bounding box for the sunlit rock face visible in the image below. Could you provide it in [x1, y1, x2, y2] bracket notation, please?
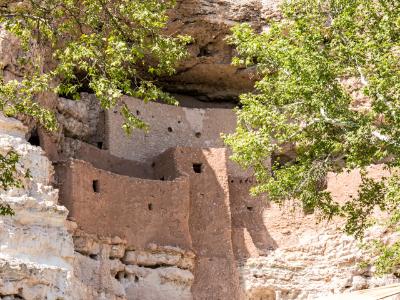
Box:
[240, 167, 400, 300]
[0, 116, 117, 300]
[0, 115, 80, 300]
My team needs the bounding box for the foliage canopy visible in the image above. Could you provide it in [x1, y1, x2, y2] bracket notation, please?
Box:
[0, 0, 189, 131]
[225, 0, 400, 274]
[0, 0, 189, 214]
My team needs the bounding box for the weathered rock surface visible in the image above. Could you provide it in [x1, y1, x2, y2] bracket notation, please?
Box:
[164, 0, 283, 101]
[72, 230, 195, 300]
[241, 219, 400, 299]
[56, 93, 104, 143]
[2, 2, 400, 300]
[0, 115, 80, 300]
[0, 30, 26, 81]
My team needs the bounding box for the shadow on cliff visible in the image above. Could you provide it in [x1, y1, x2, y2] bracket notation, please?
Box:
[229, 176, 278, 259]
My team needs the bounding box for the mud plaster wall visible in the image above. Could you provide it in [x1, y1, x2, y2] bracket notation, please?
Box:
[37, 127, 155, 179]
[166, 147, 243, 299]
[56, 147, 249, 300]
[56, 159, 192, 250]
[105, 95, 248, 177]
[51, 93, 400, 299]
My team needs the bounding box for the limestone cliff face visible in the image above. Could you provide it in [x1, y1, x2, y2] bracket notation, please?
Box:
[0, 115, 80, 300]
[241, 208, 400, 299]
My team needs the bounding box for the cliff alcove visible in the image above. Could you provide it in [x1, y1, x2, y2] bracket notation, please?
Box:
[0, 1, 399, 300]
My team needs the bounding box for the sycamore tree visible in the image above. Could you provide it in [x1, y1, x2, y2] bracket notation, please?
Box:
[224, 0, 400, 274]
[0, 0, 189, 214]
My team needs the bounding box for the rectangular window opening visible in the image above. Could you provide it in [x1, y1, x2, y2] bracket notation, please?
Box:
[193, 163, 203, 174]
[93, 180, 100, 193]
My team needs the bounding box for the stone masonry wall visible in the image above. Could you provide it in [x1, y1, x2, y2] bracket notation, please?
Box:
[105, 96, 236, 163]
[52, 93, 400, 299]
[56, 147, 245, 300]
[56, 159, 192, 251]
[2, 0, 400, 295]
[166, 147, 243, 300]
[2, 94, 400, 299]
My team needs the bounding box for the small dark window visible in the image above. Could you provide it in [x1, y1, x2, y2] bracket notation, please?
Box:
[193, 163, 203, 174]
[93, 180, 100, 193]
[115, 271, 128, 280]
[97, 142, 103, 149]
[134, 275, 139, 282]
[136, 110, 140, 115]
[178, 120, 181, 124]
[195, 132, 201, 138]
[247, 206, 253, 211]
[148, 203, 153, 211]
[89, 254, 98, 260]
[28, 130, 40, 146]
[167, 127, 173, 132]
[160, 176, 165, 181]
[151, 162, 156, 168]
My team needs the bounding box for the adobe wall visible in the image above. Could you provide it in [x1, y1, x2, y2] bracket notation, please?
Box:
[104, 95, 248, 177]
[158, 147, 243, 300]
[56, 159, 192, 250]
[56, 147, 246, 299]
[49, 93, 400, 299]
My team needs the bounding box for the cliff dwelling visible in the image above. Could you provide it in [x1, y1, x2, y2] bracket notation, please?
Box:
[44, 94, 275, 300]
[10, 93, 394, 300]
[1, 0, 400, 300]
